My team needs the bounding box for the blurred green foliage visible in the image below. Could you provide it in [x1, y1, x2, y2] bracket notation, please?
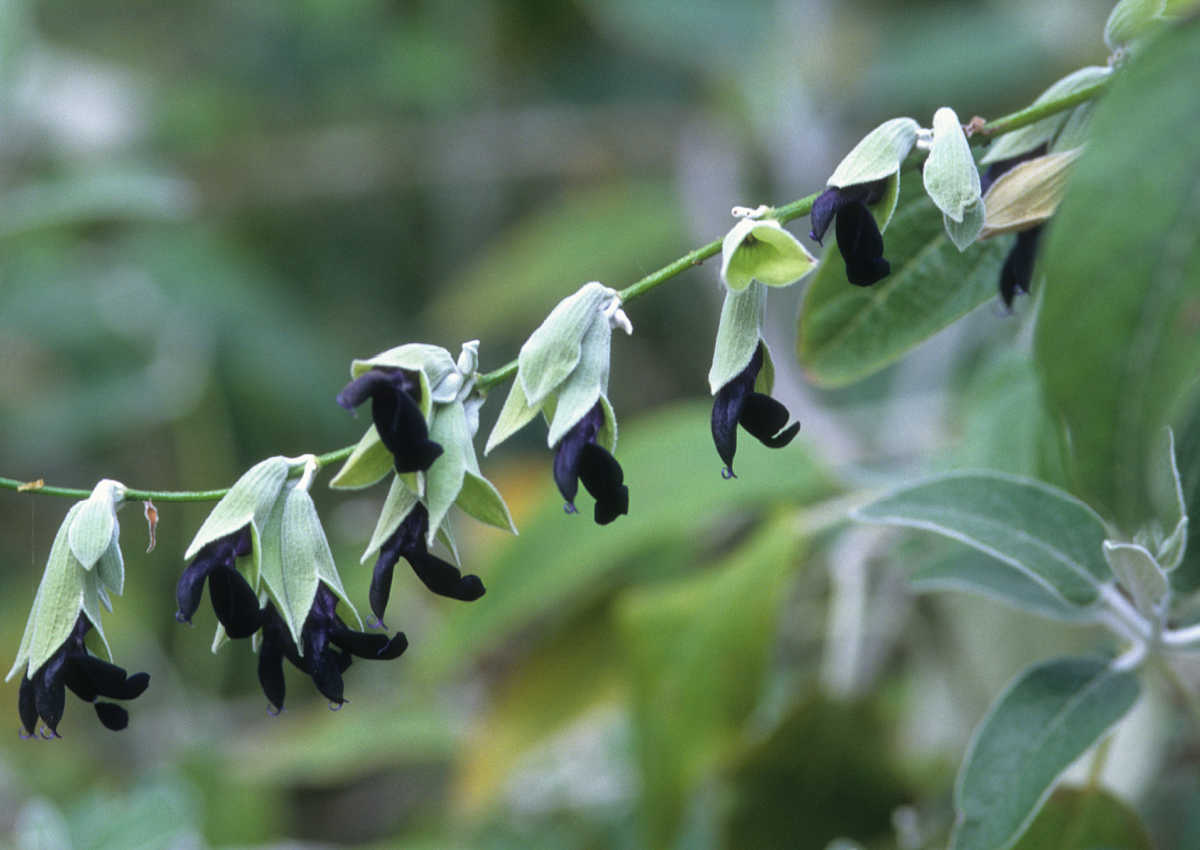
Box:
[10, 1, 1191, 849]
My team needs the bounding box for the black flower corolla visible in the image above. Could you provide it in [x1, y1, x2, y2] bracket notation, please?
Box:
[981, 145, 1047, 308]
[998, 227, 1041, 309]
[370, 503, 484, 626]
[712, 343, 800, 478]
[809, 180, 891, 287]
[18, 615, 149, 737]
[337, 368, 443, 473]
[257, 585, 408, 713]
[175, 526, 261, 638]
[553, 402, 629, 525]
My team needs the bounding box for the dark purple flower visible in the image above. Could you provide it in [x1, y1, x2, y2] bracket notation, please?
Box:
[370, 503, 484, 626]
[175, 526, 261, 639]
[18, 615, 149, 738]
[809, 180, 891, 287]
[999, 227, 1041, 309]
[337, 368, 443, 474]
[553, 402, 629, 525]
[712, 343, 800, 478]
[980, 145, 1048, 308]
[257, 585, 407, 713]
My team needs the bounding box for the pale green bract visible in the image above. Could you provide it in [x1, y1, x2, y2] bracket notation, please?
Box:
[1104, 0, 1166, 49]
[824, 118, 917, 236]
[486, 281, 630, 455]
[827, 117, 920, 188]
[923, 107, 982, 247]
[518, 282, 615, 406]
[184, 456, 290, 560]
[7, 481, 131, 681]
[67, 479, 124, 570]
[719, 216, 817, 292]
[708, 281, 767, 394]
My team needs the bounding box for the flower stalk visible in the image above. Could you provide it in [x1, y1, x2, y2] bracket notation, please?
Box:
[0, 75, 1112, 506]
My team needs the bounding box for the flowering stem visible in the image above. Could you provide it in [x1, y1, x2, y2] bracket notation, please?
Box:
[0, 75, 1110, 503]
[973, 77, 1110, 140]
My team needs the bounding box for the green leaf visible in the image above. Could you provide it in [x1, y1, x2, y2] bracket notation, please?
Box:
[184, 457, 290, 559]
[1010, 786, 1154, 850]
[719, 217, 816, 291]
[329, 425, 393, 490]
[617, 517, 802, 849]
[797, 174, 1010, 387]
[981, 67, 1112, 164]
[7, 503, 88, 679]
[67, 480, 121, 570]
[955, 350, 1063, 480]
[546, 316, 611, 447]
[1172, 399, 1200, 593]
[708, 282, 767, 393]
[827, 117, 920, 187]
[1149, 428, 1188, 570]
[518, 282, 613, 406]
[1049, 102, 1097, 153]
[855, 471, 1111, 606]
[951, 656, 1140, 850]
[1103, 541, 1168, 617]
[1035, 21, 1200, 529]
[924, 107, 981, 224]
[910, 546, 1095, 622]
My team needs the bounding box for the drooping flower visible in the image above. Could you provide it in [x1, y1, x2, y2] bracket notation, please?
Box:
[979, 145, 1050, 308]
[18, 614, 149, 737]
[998, 227, 1041, 309]
[554, 401, 629, 524]
[809, 181, 892, 287]
[370, 502, 484, 625]
[257, 584, 407, 713]
[337, 368, 444, 474]
[486, 283, 632, 526]
[175, 526, 261, 638]
[810, 116, 920, 287]
[719, 210, 818, 291]
[711, 342, 800, 478]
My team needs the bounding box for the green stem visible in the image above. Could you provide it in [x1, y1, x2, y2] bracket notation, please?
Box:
[1, 74, 1110, 504]
[973, 77, 1110, 140]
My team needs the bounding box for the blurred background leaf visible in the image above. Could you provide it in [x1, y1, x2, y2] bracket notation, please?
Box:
[1035, 17, 1200, 532]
